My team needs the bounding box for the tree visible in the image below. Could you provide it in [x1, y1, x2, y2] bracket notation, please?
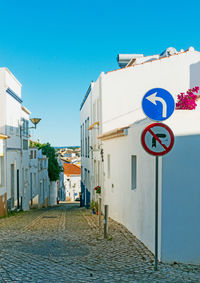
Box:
[30, 141, 63, 181]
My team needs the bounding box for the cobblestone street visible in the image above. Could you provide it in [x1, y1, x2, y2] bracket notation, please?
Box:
[0, 203, 199, 282]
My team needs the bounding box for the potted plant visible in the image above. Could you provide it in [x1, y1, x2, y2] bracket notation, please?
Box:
[89, 200, 96, 214]
[94, 185, 101, 194]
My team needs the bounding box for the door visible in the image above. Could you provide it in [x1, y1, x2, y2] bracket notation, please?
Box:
[17, 169, 19, 209]
[30, 173, 33, 206]
[43, 179, 45, 205]
[11, 164, 14, 209]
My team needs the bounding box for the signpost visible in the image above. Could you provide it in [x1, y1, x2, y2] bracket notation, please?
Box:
[141, 123, 174, 156]
[142, 88, 175, 121]
[141, 88, 175, 271]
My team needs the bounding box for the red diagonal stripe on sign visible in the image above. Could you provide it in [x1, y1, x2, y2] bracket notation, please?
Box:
[148, 128, 168, 151]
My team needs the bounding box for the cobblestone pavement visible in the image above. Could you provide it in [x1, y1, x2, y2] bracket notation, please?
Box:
[0, 203, 199, 282]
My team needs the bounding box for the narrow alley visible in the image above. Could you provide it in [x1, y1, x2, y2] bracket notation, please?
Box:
[0, 204, 199, 282]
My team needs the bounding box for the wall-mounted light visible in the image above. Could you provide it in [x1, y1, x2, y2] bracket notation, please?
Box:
[29, 118, 41, 129]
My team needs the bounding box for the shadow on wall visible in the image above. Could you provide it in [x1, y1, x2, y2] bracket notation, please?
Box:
[190, 61, 200, 89]
[162, 133, 200, 263]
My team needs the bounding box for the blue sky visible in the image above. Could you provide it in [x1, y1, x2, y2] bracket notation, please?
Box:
[0, 0, 200, 146]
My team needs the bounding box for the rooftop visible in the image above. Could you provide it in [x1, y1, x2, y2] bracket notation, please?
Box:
[63, 163, 81, 176]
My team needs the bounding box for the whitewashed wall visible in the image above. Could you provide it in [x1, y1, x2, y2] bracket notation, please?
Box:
[161, 110, 200, 264]
[100, 50, 200, 264]
[64, 174, 81, 201]
[103, 110, 200, 264]
[38, 149, 49, 207]
[49, 181, 57, 206]
[29, 148, 39, 207]
[101, 50, 200, 133]
[90, 75, 104, 202]
[1, 68, 23, 210]
[21, 107, 30, 211]
[103, 119, 161, 255]
[0, 139, 6, 198]
[80, 85, 92, 204]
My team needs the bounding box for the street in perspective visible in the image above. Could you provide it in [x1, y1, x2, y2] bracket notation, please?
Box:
[0, 1, 200, 282]
[0, 203, 199, 282]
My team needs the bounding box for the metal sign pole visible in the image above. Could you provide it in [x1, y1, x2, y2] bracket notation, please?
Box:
[154, 156, 159, 271]
[141, 88, 175, 272]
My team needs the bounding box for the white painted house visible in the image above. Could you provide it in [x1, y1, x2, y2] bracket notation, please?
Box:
[29, 147, 50, 208]
[80, 47, 200, 264]
[21, 106, 31, 211]
[0, 68, 31, 211]
[29, 147, 39, 207]
[63, 163, 81, 201]
[80, 86, 92, 207]
[38, 149, 49, 208]
[58, 157, 65, 201]
[0, 133, 9, 216]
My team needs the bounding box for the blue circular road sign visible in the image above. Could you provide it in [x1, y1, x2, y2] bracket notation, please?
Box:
[142, 88, 175, 121]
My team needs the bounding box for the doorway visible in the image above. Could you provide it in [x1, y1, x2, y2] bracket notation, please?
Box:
[11, 164, 14, 209]
[17, 169, 19, 209]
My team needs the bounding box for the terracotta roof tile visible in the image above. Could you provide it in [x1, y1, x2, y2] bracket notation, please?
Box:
[63, 163, 81, 176]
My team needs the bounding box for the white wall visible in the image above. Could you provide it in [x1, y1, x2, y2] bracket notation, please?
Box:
[38, 149, 49, 207]
[103, 119, 161, 255]
[2, 68, 23, 210]
[0, 139, 7, 198]
[101, 50, 200, 133]
[49, 181, 57, 206]
[103, 110, 200, 264]
[29, 148, 39, 207]
[80, 48, 200, 263]
[161, 110, 200, 264]
[64, 174, 81, 201]
[80, 85, 92, 204]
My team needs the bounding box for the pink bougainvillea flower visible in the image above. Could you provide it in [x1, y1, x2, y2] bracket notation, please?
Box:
[176, 86, 199, 110]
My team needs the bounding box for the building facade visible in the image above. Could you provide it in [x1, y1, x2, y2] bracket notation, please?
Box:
[0, 68, 31, 211]
[63, 163, 81, 201]
[80, 47, 200, 264]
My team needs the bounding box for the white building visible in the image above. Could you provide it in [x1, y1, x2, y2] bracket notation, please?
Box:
[80, 47, 200, 264]
[21, 106, 31, 211]
[0, 68, 31, 211]
[58, 157, 65, 201]
[38, 149, 49, 208]
[0, 134, 9, 216]
[80, 86, 92, 207]
[63, 163, 81, 201]
[29, 147, 39, 208]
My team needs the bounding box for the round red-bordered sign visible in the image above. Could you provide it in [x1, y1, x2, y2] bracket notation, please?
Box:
[141, 123, 174, 156]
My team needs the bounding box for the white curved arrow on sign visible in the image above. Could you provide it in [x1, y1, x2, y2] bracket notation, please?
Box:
[146, 92, 167, 118]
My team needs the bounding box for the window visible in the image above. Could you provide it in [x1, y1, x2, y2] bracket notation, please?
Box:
[83, 123, 85, 157]
[88, 170, 90, 190]
[23, 139, 28, 150]
[40, 160, 42, 170]
[93, 102, 96, 122]
[80, 125, 82, 157]
[107, 154, 110, 179]
[84, 168, 87, 187]
[85, 120, 87, 157]
[22, 118, 25, 135]
[131, 155, 137, 189]
[34, 150, 37, 159]
[30, 150, 33, 159]
[0, 156, 4, 187]
[25, 120, 29, 136]
[87, 117, 89, 158]
[34, 173, 36, 192]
